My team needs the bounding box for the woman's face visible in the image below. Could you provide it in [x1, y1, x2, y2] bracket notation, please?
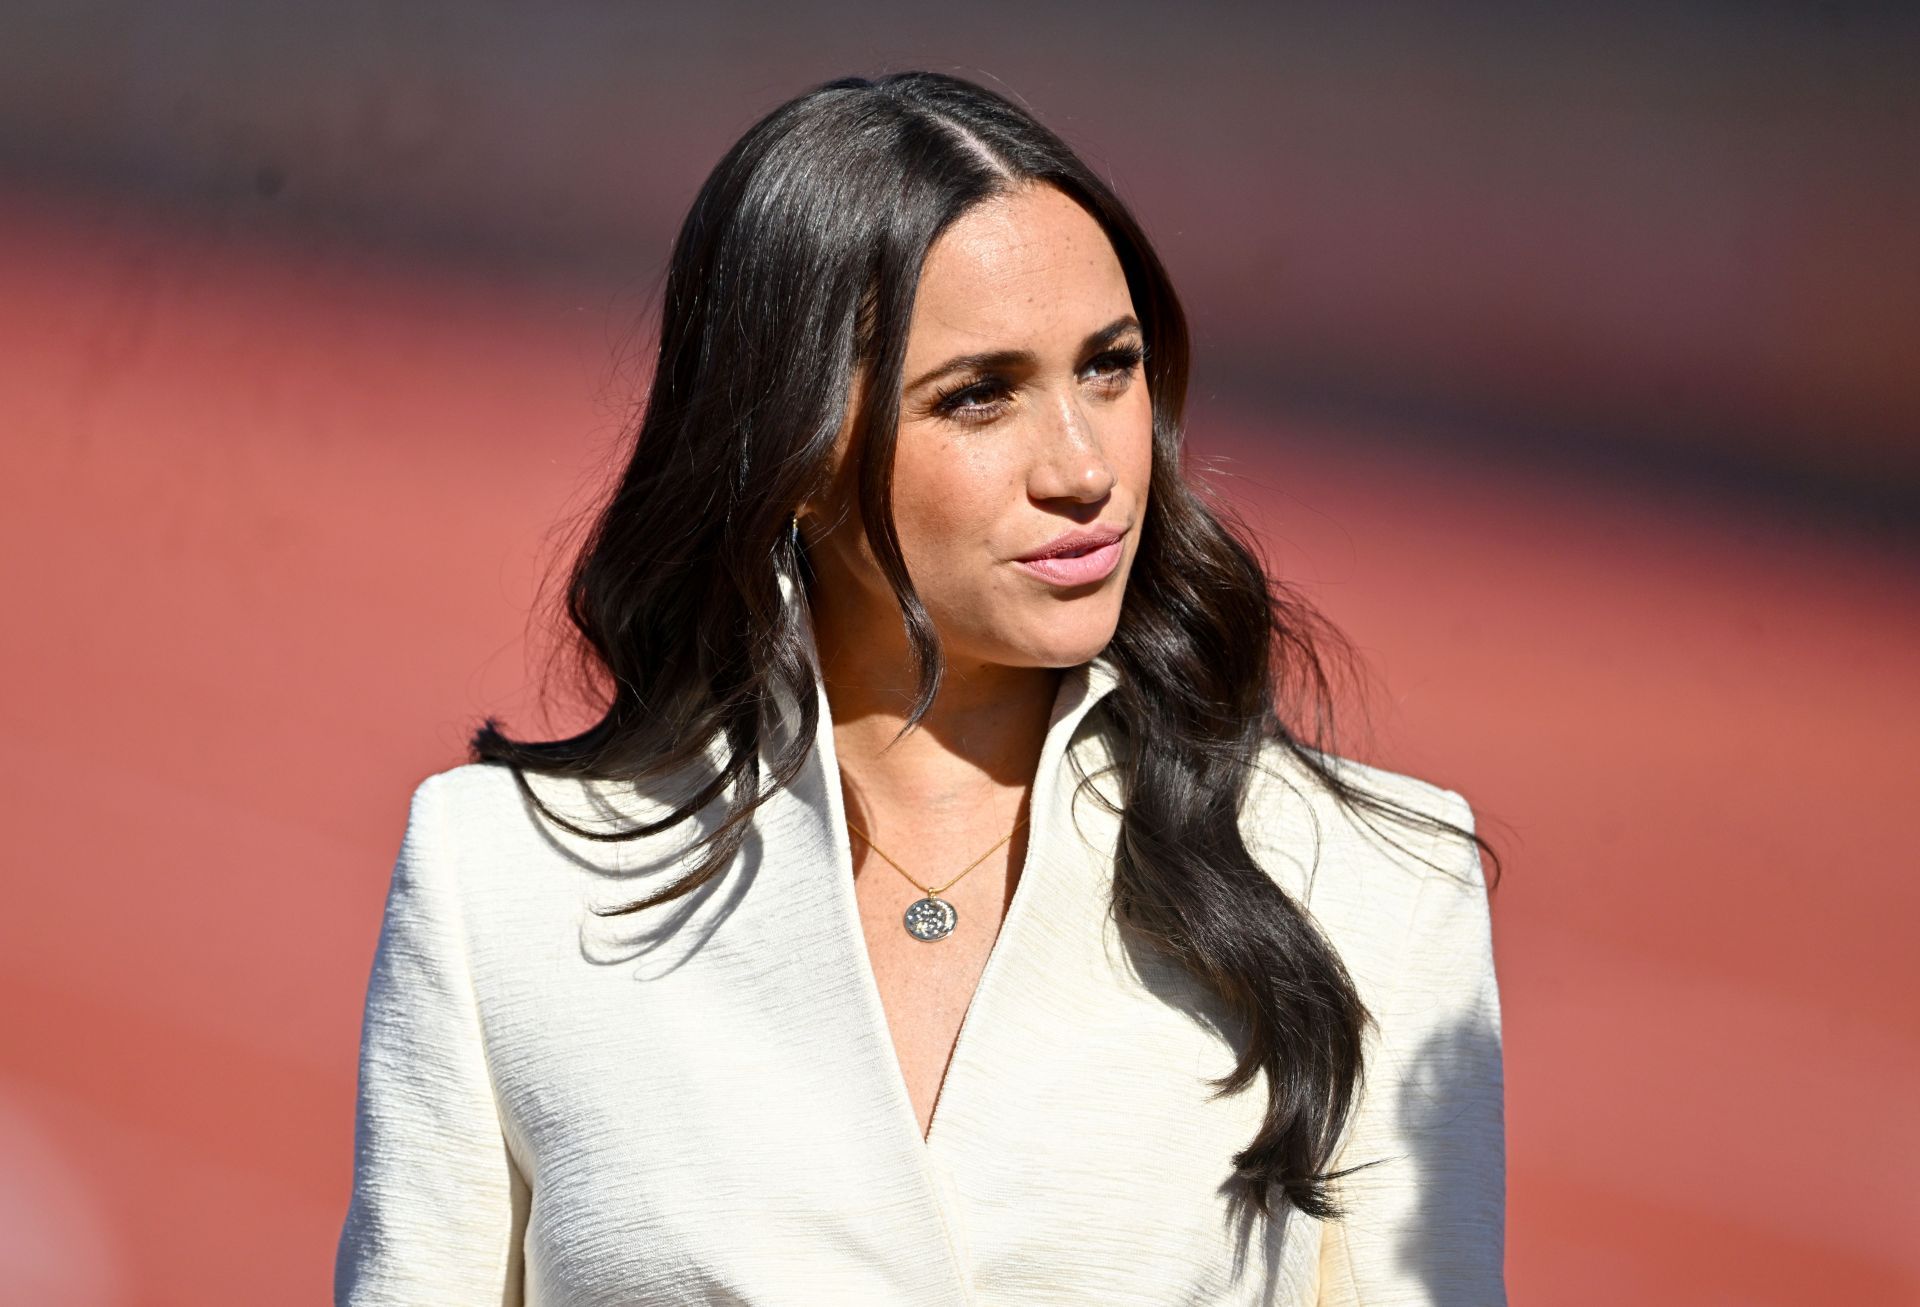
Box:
[802, 182, 1154, 673]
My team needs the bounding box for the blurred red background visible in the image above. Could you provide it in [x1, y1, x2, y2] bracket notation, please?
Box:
[2, 5, 1916, 1303]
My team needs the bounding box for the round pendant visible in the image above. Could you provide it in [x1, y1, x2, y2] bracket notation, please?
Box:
[903, 896, 958, 941]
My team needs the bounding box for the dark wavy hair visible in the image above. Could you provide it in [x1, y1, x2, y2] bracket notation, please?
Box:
[472, 70, 1499, 1222]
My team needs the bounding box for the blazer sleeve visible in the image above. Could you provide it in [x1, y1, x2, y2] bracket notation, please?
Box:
[335, 774, 530, 1306]
[1317, 789, 1507, 1306]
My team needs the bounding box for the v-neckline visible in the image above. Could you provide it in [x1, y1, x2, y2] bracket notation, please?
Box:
[856, 794, 1043, 1150]
[800, 656, 1115, 1160]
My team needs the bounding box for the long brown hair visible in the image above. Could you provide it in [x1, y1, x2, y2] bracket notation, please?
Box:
[472, 70, 1498, 1221]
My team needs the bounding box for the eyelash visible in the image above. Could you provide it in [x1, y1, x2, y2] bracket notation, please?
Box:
[929, 343, 1147, 424]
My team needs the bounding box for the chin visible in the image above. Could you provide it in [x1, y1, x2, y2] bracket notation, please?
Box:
[994, 607, 1124, 670]
[937, 579, 1127, 669]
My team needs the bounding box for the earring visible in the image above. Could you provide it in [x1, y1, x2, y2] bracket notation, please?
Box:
[789, 512, 802, 549]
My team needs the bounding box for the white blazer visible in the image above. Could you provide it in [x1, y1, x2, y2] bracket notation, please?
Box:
[335, 653, 1506, 1305]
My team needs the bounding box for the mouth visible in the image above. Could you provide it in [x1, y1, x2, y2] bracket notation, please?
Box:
[1012, 527, 1128, 587]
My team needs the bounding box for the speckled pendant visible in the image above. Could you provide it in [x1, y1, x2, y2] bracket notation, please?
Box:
[903, 895, 958, 941]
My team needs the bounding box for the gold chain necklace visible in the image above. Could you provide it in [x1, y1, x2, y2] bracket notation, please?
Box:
[844, 812, 1027, 942]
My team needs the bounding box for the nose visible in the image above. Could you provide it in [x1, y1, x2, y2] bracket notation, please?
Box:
[1027, 389, 1116, 507]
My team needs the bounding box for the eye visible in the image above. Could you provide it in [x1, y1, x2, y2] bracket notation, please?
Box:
[929, 375, 1014, 424]
[1083, 342, 1145, 390]
[925, 341, 1147, 426]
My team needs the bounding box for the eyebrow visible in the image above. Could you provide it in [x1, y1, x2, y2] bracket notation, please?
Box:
[903, 314, 1143, 394]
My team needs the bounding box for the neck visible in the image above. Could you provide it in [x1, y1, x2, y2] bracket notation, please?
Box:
[812, 613, 1064, 835]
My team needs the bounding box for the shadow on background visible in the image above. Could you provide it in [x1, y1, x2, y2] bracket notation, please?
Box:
[0, 4, 1915, 1303]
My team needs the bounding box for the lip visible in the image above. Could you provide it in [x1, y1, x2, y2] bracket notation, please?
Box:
[1011, 525, 1128, 587]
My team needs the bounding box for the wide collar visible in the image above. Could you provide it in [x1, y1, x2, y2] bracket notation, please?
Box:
[754, 572, 1136, 1288]
[529, 574, 1138, 1304]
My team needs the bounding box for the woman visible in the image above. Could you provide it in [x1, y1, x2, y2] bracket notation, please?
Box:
[335, 71, 1505, 1305]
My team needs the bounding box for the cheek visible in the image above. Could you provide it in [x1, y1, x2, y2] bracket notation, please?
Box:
[1104, 388, 1156, 494]
[889, 432, 1018, 574]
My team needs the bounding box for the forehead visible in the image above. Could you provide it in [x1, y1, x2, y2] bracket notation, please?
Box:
[908, 185, 1131, 349]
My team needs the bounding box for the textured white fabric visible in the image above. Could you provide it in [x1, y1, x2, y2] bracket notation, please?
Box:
[334, 654, 1506, 1305]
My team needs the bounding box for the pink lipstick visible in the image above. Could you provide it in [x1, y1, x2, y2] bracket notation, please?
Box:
[1012, 525, 1127, 587]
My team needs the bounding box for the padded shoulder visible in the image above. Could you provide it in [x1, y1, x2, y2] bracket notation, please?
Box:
[1239, 739, 1479, 906]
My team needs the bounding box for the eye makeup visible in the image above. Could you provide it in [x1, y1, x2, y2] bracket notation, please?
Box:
[927, 341, 1146, 425]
